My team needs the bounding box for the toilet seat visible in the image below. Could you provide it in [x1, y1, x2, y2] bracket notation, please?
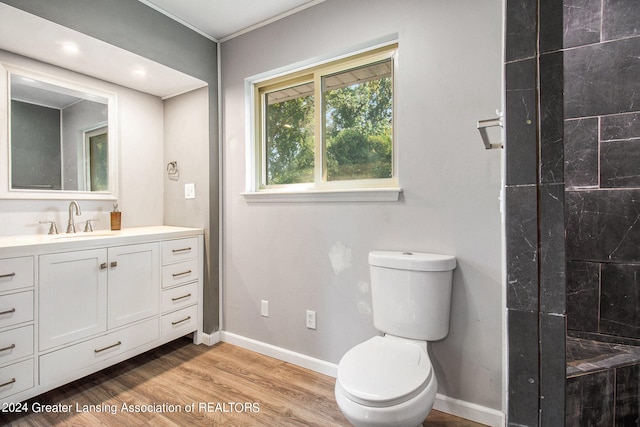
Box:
[337, 336, 432, 408]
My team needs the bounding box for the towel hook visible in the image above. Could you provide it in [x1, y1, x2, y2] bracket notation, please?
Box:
[167, 161, 179, 180]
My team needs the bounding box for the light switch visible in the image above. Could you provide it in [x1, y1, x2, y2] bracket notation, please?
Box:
[184, 183, 195, 199]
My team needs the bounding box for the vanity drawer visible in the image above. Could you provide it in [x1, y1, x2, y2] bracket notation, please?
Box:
[162, 305, 198, 340]
[0, 325, 33, 365]
[39, 318, 159, 384]
[0, 257, 33, 292]
[162, 281, 198, 313]
[0, 359, 34, 399]
[0, 291, 33, 330]
[162, 238, 199, 264]
[162, 259, 199, 289]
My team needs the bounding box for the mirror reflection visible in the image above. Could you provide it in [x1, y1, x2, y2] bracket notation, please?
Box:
[10, 74, 109, 192]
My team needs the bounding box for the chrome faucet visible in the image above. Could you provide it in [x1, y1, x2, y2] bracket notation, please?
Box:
[67, 201, 82, 233]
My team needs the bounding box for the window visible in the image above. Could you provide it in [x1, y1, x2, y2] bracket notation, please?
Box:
[249, 44, 399, 201]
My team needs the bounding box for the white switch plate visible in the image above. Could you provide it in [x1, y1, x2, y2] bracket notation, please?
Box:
[261, 300, 269, 317]
[184, 183, 195, 199]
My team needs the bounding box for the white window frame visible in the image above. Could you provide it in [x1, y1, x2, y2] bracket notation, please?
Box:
[242, 40, 401, 203]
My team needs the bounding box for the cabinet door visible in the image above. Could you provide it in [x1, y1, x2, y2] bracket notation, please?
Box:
[107, 243, 160, 329]
[39, 249, 107, 350]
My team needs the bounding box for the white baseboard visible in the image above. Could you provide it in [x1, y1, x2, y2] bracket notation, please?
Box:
[221, 331, 338, 377]
[219, 331, 505, 426]
[433, 394, 505, 427]
[200, 331, 221, 346]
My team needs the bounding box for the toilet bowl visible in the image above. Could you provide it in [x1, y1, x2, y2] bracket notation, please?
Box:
[335, 251, 456, 427]
[335, 336, 437, 427]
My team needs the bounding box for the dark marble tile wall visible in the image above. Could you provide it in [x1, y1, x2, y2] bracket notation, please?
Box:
[505, 0, 566, 425]
[566, 364, 640, 427]
[564, 0, 640, 348]
[615, 364, 640, 425]
[564, 0, 640, 425]
[566, 371, 614, 426]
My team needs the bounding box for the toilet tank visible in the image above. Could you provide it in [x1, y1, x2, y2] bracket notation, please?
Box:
[369, 251, 456, 341]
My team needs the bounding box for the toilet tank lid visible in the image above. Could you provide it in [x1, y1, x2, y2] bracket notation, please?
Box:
[369, 251, 456, 271]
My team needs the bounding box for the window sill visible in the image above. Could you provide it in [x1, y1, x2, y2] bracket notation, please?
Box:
[240, 187, 402, 203]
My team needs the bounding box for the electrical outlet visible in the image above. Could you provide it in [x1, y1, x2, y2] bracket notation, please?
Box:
[261, 300, 269, 317]
[306, 310, 316, 329]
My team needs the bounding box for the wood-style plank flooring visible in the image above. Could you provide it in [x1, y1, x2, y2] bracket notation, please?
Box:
[0, 337, 487, 426]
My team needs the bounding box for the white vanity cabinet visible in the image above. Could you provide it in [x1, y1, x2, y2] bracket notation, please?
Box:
[39, 249, 107, 350]
[160, 238, 200, 341]
[0, 226, 203, 405]
[106, 242, 160, 329]
[0, 256, 35, 400]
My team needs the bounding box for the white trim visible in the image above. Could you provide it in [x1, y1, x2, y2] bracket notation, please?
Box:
[433, 394, 505, 427]
[241, 187, 401, 203]
[220, 331, 505, 425]
[200, 331, 222, 346]
[220, 0, 327, 43]
[243, 36, 399, 198]
[1, 63, 119, 201]
[221, 331, 338, 377]
[245, 34, 398, 85]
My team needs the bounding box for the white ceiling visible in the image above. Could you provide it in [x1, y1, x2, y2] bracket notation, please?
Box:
[0, 4, 206, 99]
[139, 0, 324, 41]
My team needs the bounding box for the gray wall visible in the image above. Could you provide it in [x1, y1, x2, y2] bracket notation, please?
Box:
[221, 0, 503, 410]
[2, 0, 220, 333]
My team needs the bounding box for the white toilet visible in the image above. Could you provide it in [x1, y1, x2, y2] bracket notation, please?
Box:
[335, 250, 457, 427]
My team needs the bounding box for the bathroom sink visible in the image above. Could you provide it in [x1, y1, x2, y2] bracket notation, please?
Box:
[52, 230, 118, 239]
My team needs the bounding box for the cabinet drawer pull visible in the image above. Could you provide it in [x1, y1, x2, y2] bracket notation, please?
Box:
[171, 293, 192, 302]
[0, 273, 16, 279]
[0, 378, 16, 388]
[100, 263, 108, 270]
[0, 344, 16, 352]
[0, 308, 16, 316]
[172, 247, 192, 254]
[171, 316, 191, 326]
[94, 341, 122, 353]
[172, 270, 192, 278]
[110, 261, 118, 268]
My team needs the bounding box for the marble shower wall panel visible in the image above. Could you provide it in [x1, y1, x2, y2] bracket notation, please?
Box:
[563, 0, 601, 49]
[602, 0, 640, 41]
[507, 309, 540, 427]
[540, 313, 566, 425]
[566, 261, 600, 333]
[601, 263, 640, 339]
[505, 0, 537, 62]
[566, 370, 615, 427]
[564, 118, 598, 189]
[601, 112, 640, 188]
[505, 185, 539, 312]
[539, 52, 564, 184]
[615, 364, 640, 425]
[564, 37, 640, 119]
[566, 189, 640, 263]
[505, 58, 538, 186]
[539, 183, 566, 315]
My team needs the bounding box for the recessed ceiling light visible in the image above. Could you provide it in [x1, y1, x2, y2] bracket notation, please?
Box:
[61, 42, 79, 54]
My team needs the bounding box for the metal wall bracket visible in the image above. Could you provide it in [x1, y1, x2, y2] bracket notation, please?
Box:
[477, 114, 503, 149]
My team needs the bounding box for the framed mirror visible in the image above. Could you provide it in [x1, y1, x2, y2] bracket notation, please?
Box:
[1, 64, 118, 200]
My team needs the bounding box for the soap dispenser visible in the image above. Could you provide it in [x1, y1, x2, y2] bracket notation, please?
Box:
[110, 203, 121, 230]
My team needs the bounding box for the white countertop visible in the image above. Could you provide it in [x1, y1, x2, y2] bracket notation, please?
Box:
[0, 226, 204, 256]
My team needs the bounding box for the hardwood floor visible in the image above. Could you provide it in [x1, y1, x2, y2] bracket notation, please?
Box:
[0, 337, 487, 426]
